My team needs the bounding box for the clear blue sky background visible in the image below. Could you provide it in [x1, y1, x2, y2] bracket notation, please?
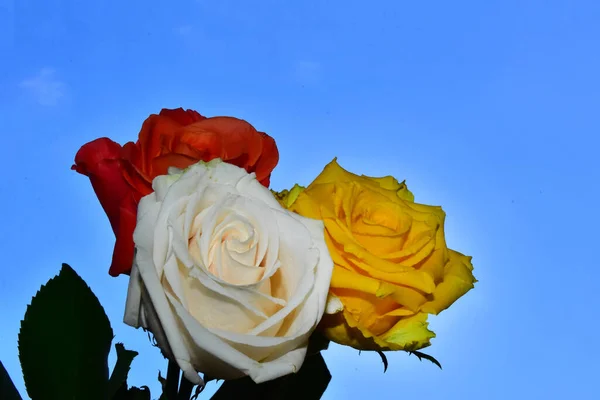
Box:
[1, 1, 599, 399]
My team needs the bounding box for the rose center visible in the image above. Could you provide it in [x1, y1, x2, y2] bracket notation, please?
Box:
[189, 209, 267, 286]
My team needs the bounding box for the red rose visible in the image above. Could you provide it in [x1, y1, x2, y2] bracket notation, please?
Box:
[72, 108, 279, 276]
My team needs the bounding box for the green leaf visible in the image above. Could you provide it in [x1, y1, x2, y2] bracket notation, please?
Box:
[190, 384, 204, 400]
[202, 374, 217, 384]
[1, 360, 23, 400]
[157, 372, 169, 400]
[18, 264, 114, 400]
[113, 385, 151, 400]
[409, 350, 443, 369]
[376, 350, 389, 373]
[177, 376, 197, 400]
[211, 352, 331, 400]
[125, 386, 151, 400]
[306, 331, 330, 356]
[165, 360, 181, 400]
[157, 361, 181, 400]
[112, 382, 130, 399]
[108, 343, 139, 398]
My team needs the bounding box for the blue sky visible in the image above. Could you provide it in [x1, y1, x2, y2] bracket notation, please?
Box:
[1, 0, 599, 398]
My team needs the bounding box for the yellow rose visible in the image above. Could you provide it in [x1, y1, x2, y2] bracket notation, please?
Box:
[279, 159, 476, 352]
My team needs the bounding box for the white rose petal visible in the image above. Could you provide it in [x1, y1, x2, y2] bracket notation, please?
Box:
[123, 159, 334, 384]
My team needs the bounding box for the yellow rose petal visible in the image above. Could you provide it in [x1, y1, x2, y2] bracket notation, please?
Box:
[330, 267, 428, 312]
[379, 313, 436, 351]
[287, 159, 475, 353]
[342, 309, 401, 350]
[366, 175, 404, 191]
[420, 250, 476, 314]
[395, 181, 415, 202]
[344, 249, 437, 294]
[320, 310, 392, 350]
[383, 308, 416, 317]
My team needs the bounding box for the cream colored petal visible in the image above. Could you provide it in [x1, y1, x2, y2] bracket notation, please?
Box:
[235, 171, 283, 209]
[134, 247, 202, 384]
[123, 262, 144, 328]
[167, 291, 305, 383]
[325, 292, 344, 314]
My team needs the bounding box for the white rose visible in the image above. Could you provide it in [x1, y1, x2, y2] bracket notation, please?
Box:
[123, 159, 334, 385]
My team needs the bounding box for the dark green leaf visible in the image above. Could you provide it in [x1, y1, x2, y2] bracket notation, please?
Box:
[125, 386, 151, 400]
[112, 382, 130, 400]
[158, 371, 167, 386]
[306, 331, 330, 356]
[144, 329, 159, 348]
[409, 350, 443, 369]
[211, 352, 331, 400]
[108, 343, 139, 398]
[190, 384, 204, 400]
[376, 350, 388, 373]
[158, 372, 168, 400]
[18, 264, 113, 400]
[1, 360, 23, 400]
[113, 385, 151, 400]
[177, 376, 196, 400]
[163, 360, 180, 400]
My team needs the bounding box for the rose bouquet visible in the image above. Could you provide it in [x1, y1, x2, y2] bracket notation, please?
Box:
[2, 108, 476, 400]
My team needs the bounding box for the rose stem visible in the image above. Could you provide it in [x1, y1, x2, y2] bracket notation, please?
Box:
[166, 360, 181, 399]
[177, 376, 195, 400]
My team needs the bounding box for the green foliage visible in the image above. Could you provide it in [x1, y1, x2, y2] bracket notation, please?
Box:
[409, 350, 443, 369]
[1, 360, 23, 400]
[211, 352, 331, 400]
[306, 331, 330, 356]
[376, 350, 388, 373]
[18, 264, 114, 400]
[113, 384, 151, 400]
[108, 343, 140, 398]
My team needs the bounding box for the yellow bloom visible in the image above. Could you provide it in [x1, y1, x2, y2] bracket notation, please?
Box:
[280, 159, 476, 352]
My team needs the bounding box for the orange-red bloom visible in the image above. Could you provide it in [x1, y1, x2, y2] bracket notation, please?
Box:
[73, 108, 279, 276]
